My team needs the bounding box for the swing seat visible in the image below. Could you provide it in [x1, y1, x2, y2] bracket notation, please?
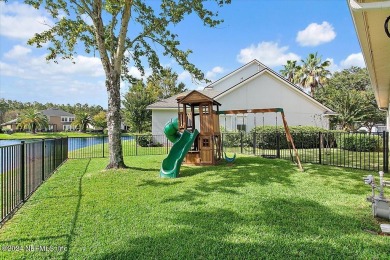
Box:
[224, 152, 236, 163]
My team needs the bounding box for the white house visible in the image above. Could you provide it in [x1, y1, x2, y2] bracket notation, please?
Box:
[147, 60, 335, 135]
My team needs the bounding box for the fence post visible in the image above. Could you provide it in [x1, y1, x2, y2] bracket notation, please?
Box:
[135, 135, 138, 156]
[383, 131, 389, 173]
[276, 132, 280, 158]
[60, 138, 63, 164]
[166, 135, 169, 154]
[221, 133, 224, 155]
[253, 131, 256, 155]
[240, 132, 243, 154]
[102, 136, 105, 158]
[319, 132, 322, 165]
[42, 139, 45, 181]
[53, 139, 56, 168]
[20, 141, 25, 202]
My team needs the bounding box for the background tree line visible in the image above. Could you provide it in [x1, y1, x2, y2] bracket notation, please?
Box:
[280, 53, 386, 131]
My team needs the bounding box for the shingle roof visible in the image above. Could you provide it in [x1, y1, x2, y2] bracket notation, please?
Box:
[0, 118, 18, 126]
[41, 108, 74, 117]
[147, 90, 222, 109]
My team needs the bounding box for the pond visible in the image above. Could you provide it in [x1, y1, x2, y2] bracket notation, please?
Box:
[0, 136, 135, 150]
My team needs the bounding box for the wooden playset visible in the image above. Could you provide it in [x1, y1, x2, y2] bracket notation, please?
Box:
[175, 90, 303, 171]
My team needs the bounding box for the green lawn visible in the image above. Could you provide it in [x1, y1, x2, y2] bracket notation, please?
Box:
[0, 155, 388, 259]
[225, 146, 384, 172]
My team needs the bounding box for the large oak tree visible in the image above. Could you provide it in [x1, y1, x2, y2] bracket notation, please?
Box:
[11, 0, 231, 169]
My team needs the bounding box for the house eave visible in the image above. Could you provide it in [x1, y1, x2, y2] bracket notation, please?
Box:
[348, 0, 390, 108]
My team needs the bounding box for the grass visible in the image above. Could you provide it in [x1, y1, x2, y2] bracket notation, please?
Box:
[225, 146, 384, 172]
[0, 155, 389, 259]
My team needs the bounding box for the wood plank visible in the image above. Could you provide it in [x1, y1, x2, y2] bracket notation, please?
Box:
[218, 108, 284, 115]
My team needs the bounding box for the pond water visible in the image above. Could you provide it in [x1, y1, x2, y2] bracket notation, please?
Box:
[0, 136, 134, 150]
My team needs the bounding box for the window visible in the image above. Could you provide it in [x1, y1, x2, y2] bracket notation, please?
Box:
[202, 105, 209, 115]
[62, 117, 74, 122]
[236, 124, 246, 132]
[202, 138, 210, 147]
[63, 125, 75, 131]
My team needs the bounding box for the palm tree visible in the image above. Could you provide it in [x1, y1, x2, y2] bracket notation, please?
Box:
[72, 112, 93, 133]
[298, 53, 331, 97]
[280, 60, 301, 83]
[17, 110, 48, 134]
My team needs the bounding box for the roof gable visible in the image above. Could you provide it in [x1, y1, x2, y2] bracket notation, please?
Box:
[177, 90, 221, 106]
[214, 68, 334, 113]
[204, 60, 266, 91]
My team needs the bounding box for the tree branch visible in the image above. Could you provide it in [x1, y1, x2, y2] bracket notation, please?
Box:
[114, 0, 133, 73]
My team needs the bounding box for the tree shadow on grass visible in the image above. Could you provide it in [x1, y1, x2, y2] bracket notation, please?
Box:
[302, 163, 372, 195]
[161, 157, 296, 204]
[95, 197, 389, 259]
[0, 158, 91, 260]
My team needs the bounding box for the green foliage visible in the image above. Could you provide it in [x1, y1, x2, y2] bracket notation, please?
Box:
[71, 112, 93, 133]
[316, 67, 386, 131]
[280, 53, 330, 97]
[249, 126, 327, 149]
[222, 132, 243, 147]
[17, 109, 48, 134]
[337, 134, 383, 152]
[93, 111, 107, 129]
[16, 0, 231, 168]
[137, 135, 163, 147]
[122, 81, 154, 133]
[147, 67, 188, 100]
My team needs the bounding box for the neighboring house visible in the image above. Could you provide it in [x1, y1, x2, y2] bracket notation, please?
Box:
[41, 108, 75, 131]
[348, 0, 390, 130]
[147, 60, 335, 135]
[0, 118, 18, 131]
[1, 108, 76, 132]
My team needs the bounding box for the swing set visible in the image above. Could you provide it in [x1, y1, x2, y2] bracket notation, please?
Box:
[218, 108, 303, 171]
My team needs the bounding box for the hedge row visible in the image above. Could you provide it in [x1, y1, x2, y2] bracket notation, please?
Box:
[222, 126, 384, 152]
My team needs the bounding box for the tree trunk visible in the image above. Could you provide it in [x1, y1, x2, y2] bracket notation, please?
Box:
[106, 74, 127, 169]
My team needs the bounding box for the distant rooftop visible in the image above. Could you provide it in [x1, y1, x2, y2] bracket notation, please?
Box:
[41, 108, 74, 117]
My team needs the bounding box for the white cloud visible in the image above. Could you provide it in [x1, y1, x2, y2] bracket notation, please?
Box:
[296, 21, 336, 46]
[178, 70, 191, 82]
[237, 41, 300, 67]
[325, 58, 340, 73]
[4, 45, 32, 59]
[0, 2, 54, 40]
[206, 66, 225, 80]
[323, 53, 366, 74]
[340, 53, 365, 69]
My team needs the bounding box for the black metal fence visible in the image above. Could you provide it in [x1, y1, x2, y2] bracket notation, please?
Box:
[0, 138, 68, 224]
[68, 135, 172, 159]
[222, 131, 389, 172]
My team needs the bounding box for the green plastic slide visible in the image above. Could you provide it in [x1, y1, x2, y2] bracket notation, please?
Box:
[160, 119, 199, 178]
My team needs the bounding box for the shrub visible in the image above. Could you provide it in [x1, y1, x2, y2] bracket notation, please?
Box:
[137, 135, 163, 147]
[248, 126, 327, 149]
[337, 134, 383, 152]
[222, 132, 242, 147]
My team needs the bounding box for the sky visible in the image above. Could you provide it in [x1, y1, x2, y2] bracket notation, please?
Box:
[0, 0, 365, 108]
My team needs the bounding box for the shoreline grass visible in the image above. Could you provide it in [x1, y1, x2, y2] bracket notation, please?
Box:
[0, 155, 388, 259]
